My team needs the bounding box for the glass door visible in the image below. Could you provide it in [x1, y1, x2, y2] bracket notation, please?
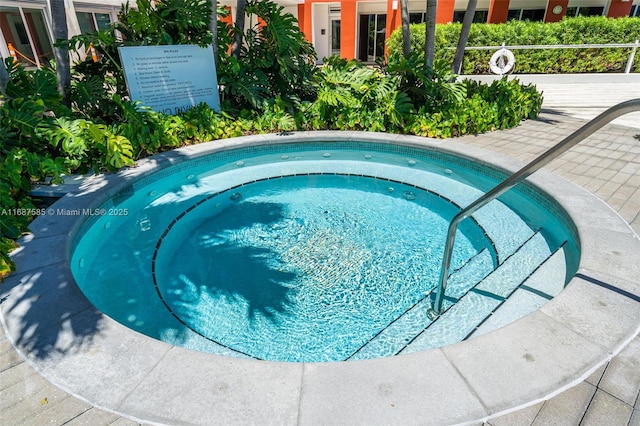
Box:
[330, 18, 341, 57]
[358, 13, 386, 62]
[24, 8, 53, 65]
[0, 6, 53, 68]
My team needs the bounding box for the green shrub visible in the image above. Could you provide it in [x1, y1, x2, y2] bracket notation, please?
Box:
[296, 56, 413, 132]
[295, 56, 541, 137]
[218, 0, 317, 111]
[384, 52, 466, 112]
[387, 16, 640, 74]
[0, 62, 136, 273]
[0, 79, 56, 273]
[408, 77, 542, 138]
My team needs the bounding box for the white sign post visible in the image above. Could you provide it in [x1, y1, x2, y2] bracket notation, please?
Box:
[119, 45, 220, 114]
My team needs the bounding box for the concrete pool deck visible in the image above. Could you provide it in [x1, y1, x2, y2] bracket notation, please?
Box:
[2, 77, 640, 425]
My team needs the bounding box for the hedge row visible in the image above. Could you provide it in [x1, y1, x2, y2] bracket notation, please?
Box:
[387, 16, 640, 74]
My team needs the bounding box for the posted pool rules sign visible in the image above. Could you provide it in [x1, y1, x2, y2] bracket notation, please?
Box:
[119, 45, 220, 114]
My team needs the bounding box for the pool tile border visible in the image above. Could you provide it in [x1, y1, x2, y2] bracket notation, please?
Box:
[1, 131, 639, 425]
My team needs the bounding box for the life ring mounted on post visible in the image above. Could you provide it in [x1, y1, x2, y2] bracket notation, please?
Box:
[489, 44, 516, 75]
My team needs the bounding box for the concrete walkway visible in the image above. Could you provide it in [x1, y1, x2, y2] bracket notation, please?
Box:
[472, 73, 640, 129]
[1, 75, 640, 425]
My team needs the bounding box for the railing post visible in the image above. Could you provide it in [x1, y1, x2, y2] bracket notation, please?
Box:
[626, 40, 639, 74]
[429, 214, 464, 319]
[429, 99, 640, 318]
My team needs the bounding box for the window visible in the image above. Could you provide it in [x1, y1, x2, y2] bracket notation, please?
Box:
[330, 18, 340, 56]
[507, 9, 521, 21]
[370, 14, 386, 60]
[630, 4, 640, 17]
[76, 11, 112, 34]
[409, 12, 425, 24]
[566, 6, 604, 17]
[521, 9, 545, 21]
[0, 6, 53, 68]
[507, 9, 545, 21]
[453, 10, 488, 23]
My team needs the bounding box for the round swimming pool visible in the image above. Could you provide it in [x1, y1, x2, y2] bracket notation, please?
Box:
[71, 136, 579, 362]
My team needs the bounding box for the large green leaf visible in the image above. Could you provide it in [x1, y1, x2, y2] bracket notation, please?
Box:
[105, 134, 134, 169]
[1, 98, 45, 140]
[46, 117, 88, 156]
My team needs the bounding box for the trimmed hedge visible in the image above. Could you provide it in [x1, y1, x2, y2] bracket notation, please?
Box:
[387, 16, 640, 74]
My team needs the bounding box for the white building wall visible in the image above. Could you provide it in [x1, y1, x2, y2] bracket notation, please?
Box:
[568, 0, 611, 6]
[357, 2, 387, 14]
[313, 3, 330, 60]
[455, 0, 492, 11]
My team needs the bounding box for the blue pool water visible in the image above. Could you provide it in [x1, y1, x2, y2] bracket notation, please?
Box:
[71, 141, 579, 362]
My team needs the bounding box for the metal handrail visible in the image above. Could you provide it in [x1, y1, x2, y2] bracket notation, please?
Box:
[429, 98, 640, 317]
[448, 40, 640, 74]
[457, 41, 640, 50]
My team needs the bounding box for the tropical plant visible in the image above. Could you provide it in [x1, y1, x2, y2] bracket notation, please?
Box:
[0, 65, 71, 274]
[301, 56, 412, 131]
[1, 63, 134, 173]
[251, 98, 296, 132]
[408, 76, 542, 137]
[219, 0, 317, 110]
[384, 52, 466, 111]
[116, 0, 214, 46]
[1, 60, 65, 114]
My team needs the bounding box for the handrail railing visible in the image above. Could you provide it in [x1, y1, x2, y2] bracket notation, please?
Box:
[458, 41, 640, 50]
[448, 40, 640, 74]
[429, 98, 640, 318]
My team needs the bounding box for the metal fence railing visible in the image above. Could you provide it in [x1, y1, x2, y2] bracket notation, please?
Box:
[456, 40, 640, 74]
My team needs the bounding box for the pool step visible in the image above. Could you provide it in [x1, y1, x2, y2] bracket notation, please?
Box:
[471, 202, 536, 265]
[467, 243, 568, 339]
[357, 162, 538, 266]
[387, 166, 538, 264]
[346, 248, 494, 361]
[399, 231, 553, 354]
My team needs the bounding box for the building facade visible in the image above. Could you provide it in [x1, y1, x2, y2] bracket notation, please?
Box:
[294, 0, 639, 62]
[1, 0, 124, 67]
[1, 0, 639, 67]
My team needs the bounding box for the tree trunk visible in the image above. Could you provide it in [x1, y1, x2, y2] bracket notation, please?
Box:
[451, 0, 477, 76]
[50, 0, 71, 107]
[209, 0, 218, 68]
[230, 0, 246, 60]
[400, 0, 411, 57]
[0, 59, 9, 95]
[424, 0, 437, 70]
